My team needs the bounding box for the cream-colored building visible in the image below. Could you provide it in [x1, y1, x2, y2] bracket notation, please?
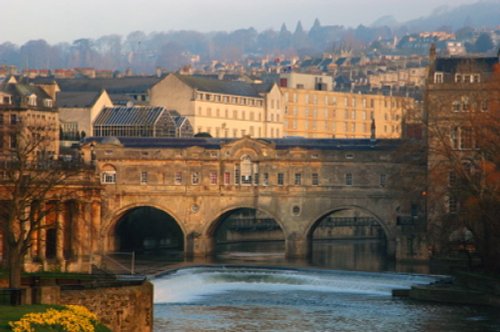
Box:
[282, 88, 410, 138]
[57, 90, 114, 142]
[150, 73, 284, 138]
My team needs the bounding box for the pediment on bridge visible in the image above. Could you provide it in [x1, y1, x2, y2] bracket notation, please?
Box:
[221, 136, 276, 160]
[183, 145, 207, 157]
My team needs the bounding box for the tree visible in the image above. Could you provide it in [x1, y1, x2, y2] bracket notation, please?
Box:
[0, 121, 87, 288]
[473, 33, 494, 53]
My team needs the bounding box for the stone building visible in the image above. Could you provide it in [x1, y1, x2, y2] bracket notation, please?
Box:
[57, 89, 114, 145]
[0, 76, 60, 159]
[149, 73, 284, 138]
[425, 46, 500, 252]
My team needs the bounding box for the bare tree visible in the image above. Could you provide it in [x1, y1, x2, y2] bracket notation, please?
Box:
[0, 121, 88, 288]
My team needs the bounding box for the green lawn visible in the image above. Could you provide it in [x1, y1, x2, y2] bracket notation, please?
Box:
[0, 305, 111, 332]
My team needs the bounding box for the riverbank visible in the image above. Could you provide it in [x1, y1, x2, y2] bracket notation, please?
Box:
[407, 271, 500, 307]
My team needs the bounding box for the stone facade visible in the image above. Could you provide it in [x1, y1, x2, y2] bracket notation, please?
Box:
[80, 136, 428, 261]
[149, 73, 284, 138]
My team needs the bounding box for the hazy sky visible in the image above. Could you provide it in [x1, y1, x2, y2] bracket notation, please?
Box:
[2, 0, 481, 45]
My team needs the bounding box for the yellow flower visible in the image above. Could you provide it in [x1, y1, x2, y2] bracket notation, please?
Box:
[8, 305, 100, 332]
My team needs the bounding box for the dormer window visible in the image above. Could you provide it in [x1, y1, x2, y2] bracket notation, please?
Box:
[434, 72, 443, 83]
[1, 95, 11, 105]
[43, 99, 53, 107]
[27, 94, 37, 106]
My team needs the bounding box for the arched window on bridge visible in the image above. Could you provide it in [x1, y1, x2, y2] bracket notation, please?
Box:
[101, 164, 117, 184]
[235, 155, 258, 186]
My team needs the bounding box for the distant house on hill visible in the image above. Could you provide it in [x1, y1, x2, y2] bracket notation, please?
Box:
[93, 106, 193, 138]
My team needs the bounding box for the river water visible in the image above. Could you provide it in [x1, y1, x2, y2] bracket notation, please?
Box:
[151, 241, 500, 331]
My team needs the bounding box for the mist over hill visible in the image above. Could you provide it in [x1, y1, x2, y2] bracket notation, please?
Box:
[1, 1, 498, 74]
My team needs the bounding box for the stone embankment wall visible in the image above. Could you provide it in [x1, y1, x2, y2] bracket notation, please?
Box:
[60, 282, 153, 332]
[34, 281, 153, 332]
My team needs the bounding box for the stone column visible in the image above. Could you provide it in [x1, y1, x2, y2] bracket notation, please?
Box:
[72, 201, 84, 268]
[56, 201, 66, 271]
[90, 201, 101, 254]
[38, 213, 47, 269]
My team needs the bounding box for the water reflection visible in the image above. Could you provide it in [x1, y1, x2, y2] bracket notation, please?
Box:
[214, 239, 429, 274]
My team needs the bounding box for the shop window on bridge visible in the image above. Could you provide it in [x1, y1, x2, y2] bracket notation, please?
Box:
[210, 171, 218, 185]
[277, 173, 284, 186]
[312, 173, 319, 186]
[263, 173, 269, 186]
[101, 165, 117, 184]
[191, 172, 200, 185]
[345, 173, 353, 186]
[294, 173, 302, 185]
[224, 172, 231, 185]
[174, 172, 183, 185]
[379, 174, 386, 187]
[140, 171, 148, 185]
[239, 155, 258, 186]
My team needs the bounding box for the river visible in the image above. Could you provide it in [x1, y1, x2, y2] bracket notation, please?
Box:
[150, 240, 500, 331]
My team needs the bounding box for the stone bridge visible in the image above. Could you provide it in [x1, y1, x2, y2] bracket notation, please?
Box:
[82, 136, 428, 262]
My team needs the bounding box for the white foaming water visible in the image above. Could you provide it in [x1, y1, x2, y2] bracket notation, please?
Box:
[152, 267, 438, 304]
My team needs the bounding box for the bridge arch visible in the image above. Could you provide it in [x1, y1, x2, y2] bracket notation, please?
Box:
[202, 205, 286, 258]
[104, 203, 186, 257]
[305, 205, 397, 262]
[306, 205, 395, 241]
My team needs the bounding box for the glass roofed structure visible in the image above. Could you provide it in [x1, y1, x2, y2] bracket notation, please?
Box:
[93, 106, 193, 138]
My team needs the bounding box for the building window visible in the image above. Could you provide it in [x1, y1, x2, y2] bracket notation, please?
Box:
[294, 173, 302, 185]
[140, 171, 148, 184]
[312, 173, 319, 186]
[209, 171, 218, 185]
[175, 172, 183, 185]
[223, 172, 231, 185]
[380, 174, 386, 187]
[434, 72, 443, 83]
[460, 127, 473, 149]
[254, 173, 259, 185]
[101, 171, 116, 184]
[277, 173, 284, 186]
[448, 195, 458, 214]
[481, 99, 488, 112]
[263, 173, 269, 186]
[191, 172, 200, 185]
[10, 114, 18, 125]
[449, 171, 457, 187]
[345, 173, 353, 186]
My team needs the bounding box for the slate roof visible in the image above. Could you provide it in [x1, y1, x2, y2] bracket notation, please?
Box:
[56, 76, 163, 93]
[175, 74, 271, 97]
[56, 91, 102, 108]
[434, 55, 498, 74]
[83, 136, 402, 151]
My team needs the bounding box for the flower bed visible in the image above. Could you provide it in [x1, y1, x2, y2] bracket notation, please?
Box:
[8, 305, 110, 332]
